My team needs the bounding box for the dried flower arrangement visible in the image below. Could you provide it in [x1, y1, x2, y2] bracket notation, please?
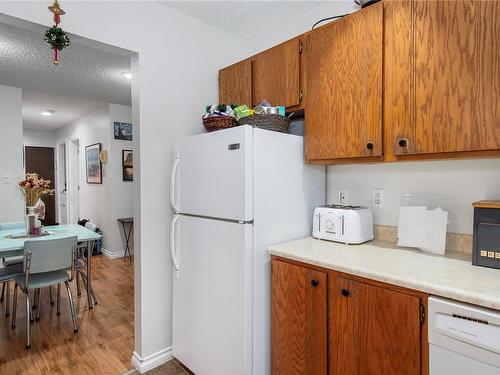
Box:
[18, 173, 55, 207]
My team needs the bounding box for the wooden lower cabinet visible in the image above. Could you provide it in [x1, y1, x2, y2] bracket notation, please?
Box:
[330, 275, 422, 375]
[271, 257, 428, 375]
[271, 259, 327, 375]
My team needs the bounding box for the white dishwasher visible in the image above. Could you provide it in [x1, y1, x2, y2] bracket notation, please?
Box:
[429, 296, 500, 375]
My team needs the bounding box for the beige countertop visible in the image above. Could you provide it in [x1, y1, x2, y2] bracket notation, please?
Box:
[269, 237, 500, 311]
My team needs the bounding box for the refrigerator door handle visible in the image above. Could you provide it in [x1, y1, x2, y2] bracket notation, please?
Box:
[170, 156, 180, 213]
[170, 214, 180, 279]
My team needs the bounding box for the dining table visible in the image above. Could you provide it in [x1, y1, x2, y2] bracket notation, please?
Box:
[0, 224, 102, 309]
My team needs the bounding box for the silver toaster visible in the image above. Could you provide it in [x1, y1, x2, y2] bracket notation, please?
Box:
[312, 205, 374, 244]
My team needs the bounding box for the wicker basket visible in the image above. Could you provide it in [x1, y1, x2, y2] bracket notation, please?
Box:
[202, 116, 238, 132]
[239, 114, 290, 133]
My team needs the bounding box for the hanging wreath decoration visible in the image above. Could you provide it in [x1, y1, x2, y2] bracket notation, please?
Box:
[45, 0, 69, 65]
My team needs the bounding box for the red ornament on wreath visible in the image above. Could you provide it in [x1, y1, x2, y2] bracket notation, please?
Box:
[45, 0, 70, 65]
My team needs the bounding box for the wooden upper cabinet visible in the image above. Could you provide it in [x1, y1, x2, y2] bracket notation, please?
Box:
[271, 259, 327, 375]
[252, 38, 301, 108]
[414, 0, 500, 154]
[305, 3, 383, 162]
[384, 0, 416, 157]
[329, 275, 422, 375]
[386, 0, 500, 157]
[218, 59, 252, 106]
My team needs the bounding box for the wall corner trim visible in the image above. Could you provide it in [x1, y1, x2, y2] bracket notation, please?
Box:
[101, 248, 131, 259]
[131, 347, 173, 374]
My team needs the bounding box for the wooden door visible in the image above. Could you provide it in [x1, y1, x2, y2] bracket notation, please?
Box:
[384, 0, 416, 157]
[252, 38, 301, 108]
[305, 3, 383, 162]
[218, 59, 252, 106]
[329, 275, 421, 375]
[25, 146, 56, 225]
[386, 0, 500, 157]
[413, 0, 500, 154]
[272, 259, 327, 375]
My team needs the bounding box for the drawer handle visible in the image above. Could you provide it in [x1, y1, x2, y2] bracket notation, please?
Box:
[366, 142, 374, 150]
[341, 288, 350, 297]
[398, 138, 408, 148]
[311, 279, 319, 287]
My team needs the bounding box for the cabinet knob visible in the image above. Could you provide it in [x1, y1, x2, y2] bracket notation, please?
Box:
[341, 288, 350, 297]
[366, 142, 374, 150]
[398, 138, 408, 148]
[311, 279, 319, 287]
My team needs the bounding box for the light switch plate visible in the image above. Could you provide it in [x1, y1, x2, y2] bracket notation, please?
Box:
[3, 174, 12, 184]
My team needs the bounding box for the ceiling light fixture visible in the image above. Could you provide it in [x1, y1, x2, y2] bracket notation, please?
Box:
[121, 72, 132, 80]
[41, 109, 55, 117]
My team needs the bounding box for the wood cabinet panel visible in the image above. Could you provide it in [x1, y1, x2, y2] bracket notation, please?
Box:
[413, 0, 500, 154]
[329, 275, 421, 375]
[271, 259, 327, 375]
[305, 3, 383, 161]
[218, 59, 252, 106]
[252, 38, 301, 108]
[384, 0, 416, 157]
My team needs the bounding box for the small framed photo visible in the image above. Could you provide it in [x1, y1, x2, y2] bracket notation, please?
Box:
[114, 122, 132, 141]
[122, 149, 133, 182]
[85, 143, 102, 184]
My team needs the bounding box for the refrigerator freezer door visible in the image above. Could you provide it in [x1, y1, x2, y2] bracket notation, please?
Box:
[172, 215, 253, 375]
[173, 126, 253, 221]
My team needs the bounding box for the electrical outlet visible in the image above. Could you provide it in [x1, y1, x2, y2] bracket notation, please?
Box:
[372, 188, 384, 208]
[338, 190, 348, 205]
[3, 174, 12, 184]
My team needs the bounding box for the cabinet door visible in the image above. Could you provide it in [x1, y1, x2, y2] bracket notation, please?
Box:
[329, 275, 421, 375]
[252, 38, 301, 108]
[384, 0, 416, 156]
[218, 59, 252, 106]
[305, 3, 383, 161]
[272, 259, 327, 375]
[414, 0, 500, 154]
[387, 0, 500, 156]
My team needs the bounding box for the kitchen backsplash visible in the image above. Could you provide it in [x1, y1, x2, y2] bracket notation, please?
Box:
[326, 158, 500, 235]
[374, 225, 472, 255]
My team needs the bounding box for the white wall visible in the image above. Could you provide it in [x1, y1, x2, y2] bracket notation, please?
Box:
[23, 128, 56, 148]
[0, 84, 24, 222]
[0, 2, 250, 368]
[248, 1, 357, 54]
[108, 103, 134, 257]
[327, 159, 500, 234]
[56, 104, 112, 248]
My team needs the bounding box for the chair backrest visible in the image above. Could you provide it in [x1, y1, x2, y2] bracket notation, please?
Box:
[24, 236, 77, 274]
[85, 222, 97, 232]
[0, 222, 25, 230]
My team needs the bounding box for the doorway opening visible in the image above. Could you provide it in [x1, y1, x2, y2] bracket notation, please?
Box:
[0, 14, 139, 374]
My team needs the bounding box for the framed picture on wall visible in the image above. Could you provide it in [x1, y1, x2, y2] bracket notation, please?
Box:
[122, 149, 133, 182]
[85, 143, 102, 184]
[114, 122, 132, 141]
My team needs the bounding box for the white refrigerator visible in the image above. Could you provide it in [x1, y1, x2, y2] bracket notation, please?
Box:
[170, 125, 325, 375]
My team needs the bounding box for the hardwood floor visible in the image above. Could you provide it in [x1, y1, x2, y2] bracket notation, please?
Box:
[0, 256, 134, 375]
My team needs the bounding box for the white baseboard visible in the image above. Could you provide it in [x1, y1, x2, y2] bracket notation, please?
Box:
[101, 248, 132, 259]
[131, 347, 173, 374]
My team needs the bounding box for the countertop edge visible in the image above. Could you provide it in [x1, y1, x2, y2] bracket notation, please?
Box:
[269, 246, 500, 311]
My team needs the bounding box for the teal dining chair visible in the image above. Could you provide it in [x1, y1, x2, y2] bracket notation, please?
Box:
[11, 236, 78, 349]
[0, 221, 25, 318]
[1, 221, 25, 266]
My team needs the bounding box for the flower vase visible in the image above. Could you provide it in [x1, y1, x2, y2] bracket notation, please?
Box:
[26, 206, 37, 235]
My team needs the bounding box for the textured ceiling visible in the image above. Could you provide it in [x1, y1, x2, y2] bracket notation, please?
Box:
[22, 90, 104, 131]
[161, 1, 326, 42]
[0, 21, 131, 130]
